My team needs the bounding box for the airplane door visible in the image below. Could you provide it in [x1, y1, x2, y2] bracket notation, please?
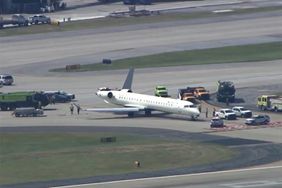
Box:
[177, 103, 183, 114]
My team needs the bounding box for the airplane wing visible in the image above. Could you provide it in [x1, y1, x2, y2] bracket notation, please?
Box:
[85, 103, 148, 114]
[85, 107, 140, 114]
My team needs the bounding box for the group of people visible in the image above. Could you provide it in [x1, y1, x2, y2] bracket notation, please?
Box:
[70, 103, 81, 115]
[198, 105, 217, 118]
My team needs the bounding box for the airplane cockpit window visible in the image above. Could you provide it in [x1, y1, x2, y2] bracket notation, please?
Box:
[184, 105, 197, 108]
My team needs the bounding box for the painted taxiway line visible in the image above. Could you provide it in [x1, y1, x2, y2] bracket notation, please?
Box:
[51, 165, 282, 188]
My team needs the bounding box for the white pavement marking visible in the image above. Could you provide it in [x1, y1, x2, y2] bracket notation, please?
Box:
[212, 9, 234, 13]
[51, 165, 282, 188]
[57, 16, 106, 22]
[222, 180, 282, 188]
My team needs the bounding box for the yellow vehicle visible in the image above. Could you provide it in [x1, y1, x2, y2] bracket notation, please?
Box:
[193, 87, 210, 100]
[257, 95, 282, 112]
[178, 88, 195, 102]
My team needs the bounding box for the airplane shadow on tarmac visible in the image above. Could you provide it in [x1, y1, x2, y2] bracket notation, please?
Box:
[86, 112, 206, 122]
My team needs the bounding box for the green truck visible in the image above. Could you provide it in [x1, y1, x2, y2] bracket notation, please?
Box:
[0, 91, 50, 111]
[155, 86, 169, 97]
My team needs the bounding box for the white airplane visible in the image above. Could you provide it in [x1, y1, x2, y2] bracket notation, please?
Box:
[86, 68, 200, 120]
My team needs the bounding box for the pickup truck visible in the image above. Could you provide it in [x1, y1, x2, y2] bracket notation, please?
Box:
[29, 15, 51, 25]
[232, 106, 252, 118]
[215, 108, 237, 120]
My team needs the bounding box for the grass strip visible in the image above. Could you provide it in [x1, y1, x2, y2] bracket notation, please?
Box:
[0, 132, 234, 185]
[1, 6, 282, 37]
[51, 42, 282, 72]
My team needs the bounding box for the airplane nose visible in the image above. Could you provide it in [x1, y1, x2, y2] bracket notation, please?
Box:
[194, 108, 200, 116]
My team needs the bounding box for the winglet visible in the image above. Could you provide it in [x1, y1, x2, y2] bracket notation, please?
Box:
[122, 68, 134, 90]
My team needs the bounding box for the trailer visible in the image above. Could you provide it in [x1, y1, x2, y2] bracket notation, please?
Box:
[0, 15, 29, 29]
[12, 107, 44, 117]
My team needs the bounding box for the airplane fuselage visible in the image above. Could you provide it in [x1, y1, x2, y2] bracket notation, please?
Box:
[96, 89, 200, 118]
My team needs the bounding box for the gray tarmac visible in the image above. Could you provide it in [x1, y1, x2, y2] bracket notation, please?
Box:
[57, 165, 282, 188]
[1, 12, 282, 75]
[0, 3, 282, 188]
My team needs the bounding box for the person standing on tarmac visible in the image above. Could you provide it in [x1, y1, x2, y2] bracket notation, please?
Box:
[76, 104, 81, 115]
[213, 108, 216, 117]
[70, 103, 74, 115]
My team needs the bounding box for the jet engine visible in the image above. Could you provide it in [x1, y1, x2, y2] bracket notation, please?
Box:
[107, 92, 113, 98]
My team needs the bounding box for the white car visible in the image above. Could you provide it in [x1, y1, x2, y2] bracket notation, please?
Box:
[245, 115, 270, 125]
[0, 74, 14, 85]
[232, 106, 252, 118]
[215, 108, 237, 120]
[210, 117, 224, 128]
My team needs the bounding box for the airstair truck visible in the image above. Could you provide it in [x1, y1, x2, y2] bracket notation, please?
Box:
[0, 91, 50, 111]
[257, 95, 282, 112]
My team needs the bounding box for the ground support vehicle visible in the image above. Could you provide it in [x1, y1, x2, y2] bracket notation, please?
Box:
[210, 117, 224, 128]
[0, 74, 14, 85]
[43, 90, 75, 103]
[12, 107, 44, 117]
[257, 95, 282, 112]
[0, 15, 29, 28]
[123, 0, 152, 4]
[193, 87, 210, 100]
[178, 88, 196, 102]
[0, 91, 50, 111]
[245, 115, 270, 125]
[215, 108, 237, 120]
[216, 81, 236, 103]
[155, 86, 169, 97]
[232, 106, 252, 118]
[29, 15, 51, 25]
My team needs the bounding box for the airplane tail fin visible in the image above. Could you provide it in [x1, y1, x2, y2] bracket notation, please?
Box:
[122, 68, 134, 90]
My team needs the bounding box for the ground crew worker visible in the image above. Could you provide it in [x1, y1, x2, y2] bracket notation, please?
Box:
[76, 104, 81, 115]
[198, 105, 202, 113]
[226, 98, 229, 106]
[134, 161, 140, 168]
[70, 103, 74, 115]
[213, 108, 216, 117]
[205, 108, 208, 118]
